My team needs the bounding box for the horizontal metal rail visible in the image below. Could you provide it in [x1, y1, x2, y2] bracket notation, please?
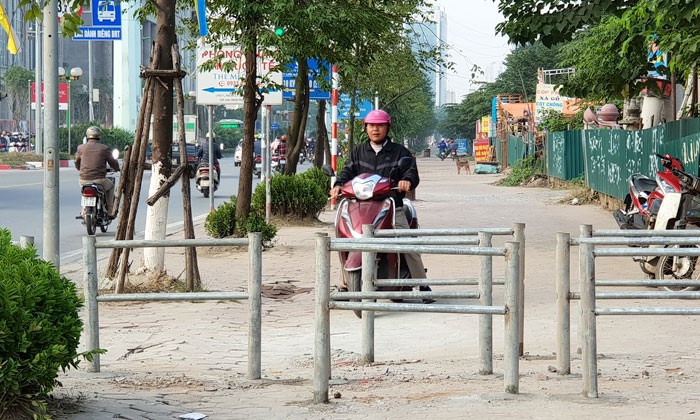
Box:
[597, 307, 700, 315]
[374, 228, 514, 237]
[596, 279, 700, 287]
[329, 301, 507, 314]
[97, 291, 248, 302]
[574, 237, 700, 246]
[330, 291, 479, 300]
[594, 247, 700, 257]
[330, 243, 507, 256]
[592, 229, 700, 237]
[374, 278, 505, 287]
[570, 291, 700, 300]
[333, 237, 480, 245]
[95, 237, 250, 249]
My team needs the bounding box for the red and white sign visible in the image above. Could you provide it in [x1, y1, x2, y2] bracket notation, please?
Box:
[31, 82, 68, 110]
[195, 44, 283, 106]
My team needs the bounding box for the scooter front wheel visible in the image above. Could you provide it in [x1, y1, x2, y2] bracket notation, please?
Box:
[656, 245, 700, 291]
[347, 270, 363, 319]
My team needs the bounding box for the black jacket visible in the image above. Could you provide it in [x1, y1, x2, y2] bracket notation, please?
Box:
[334, 138, 419, 203]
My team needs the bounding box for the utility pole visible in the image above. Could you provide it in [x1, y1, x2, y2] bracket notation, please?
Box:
[43, 0, 60, 267]
[34, 21, 42, 153]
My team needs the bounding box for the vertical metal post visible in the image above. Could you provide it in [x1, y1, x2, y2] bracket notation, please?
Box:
[556, 232, 571, 375]
[34, 21, 42, 153]
[313, 233, 331, 403]
[83, 235, 100, 372]
[247, 232, 262, 379]
[578, 224, 592, 355]
[265, 104, 272, 222]
[207, 105, 214, 212]
[361, 225, 376, 364]
[19, 235, 34, 249]
[514, 222, 525, 356]
[504, 242, 520, 394]
[43, 0, 60, 268]
[88, 41, 94, 122]
[580, 238, 598, 398]
[478, 231, 493, 375]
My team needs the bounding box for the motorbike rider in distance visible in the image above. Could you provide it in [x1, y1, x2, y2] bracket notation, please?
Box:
[75, 126, 120, 218]
[197, 132, 223, 177]
[329, 109, 434, 302]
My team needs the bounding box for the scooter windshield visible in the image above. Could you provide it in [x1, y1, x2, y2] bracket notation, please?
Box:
[352, 174, 381, 200]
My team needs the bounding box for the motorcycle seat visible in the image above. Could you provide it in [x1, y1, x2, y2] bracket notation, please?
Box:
[631, 176, 658, 197]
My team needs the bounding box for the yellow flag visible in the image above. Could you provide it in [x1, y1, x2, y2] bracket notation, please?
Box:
[0, 1, 18, 55]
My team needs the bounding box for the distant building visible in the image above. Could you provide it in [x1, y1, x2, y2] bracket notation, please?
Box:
[409, 6, 449, 107]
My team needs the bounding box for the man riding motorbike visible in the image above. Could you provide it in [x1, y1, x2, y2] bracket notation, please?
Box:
[75, 126, 120, 218]
[197, 132, 223, 177]
[330, 109, 433, 302]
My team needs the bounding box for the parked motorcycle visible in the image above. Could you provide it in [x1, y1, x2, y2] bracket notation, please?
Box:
[614, 153, 700, 290]
[613, 153, 684, 231]
[78, 174, 116, 235]
[195, 161, 219, 198]
[324, 156, 421, 318]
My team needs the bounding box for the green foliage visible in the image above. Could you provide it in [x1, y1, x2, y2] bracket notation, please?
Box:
[205, 196, 277, 245]
[251, 174, 327, 219]
[538, 110, 583, 132]
[0, 153, 43, 166]
[297, 166, 332, 196]
[205, 196, 238, 238]
[237, 213, 278, 247]
[59, 123, 135, 156]
[500, 156, 545, 186]
[212, 127, 243, 150]
[1, 66, 34, 125]
[0, 228, 101, 420]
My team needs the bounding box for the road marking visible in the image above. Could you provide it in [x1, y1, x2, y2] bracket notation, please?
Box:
[0, 181, 43, 189]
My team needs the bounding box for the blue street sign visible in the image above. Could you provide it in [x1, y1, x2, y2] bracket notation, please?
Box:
[92, 0, 121, 26]
[337, 94, 373, 120]
[271, 123, 279, 130]
[73, 26, 121, 40]
[283, 59, 331, 101]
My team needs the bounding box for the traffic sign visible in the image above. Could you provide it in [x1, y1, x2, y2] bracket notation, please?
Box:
[73, 26, 121, 40]
[92, 0, 121, 26]
[271, 123, 279, 130]
[337, 94, 373, 120]
[196, 44, 283, 106]
[283, 59, 331, 100]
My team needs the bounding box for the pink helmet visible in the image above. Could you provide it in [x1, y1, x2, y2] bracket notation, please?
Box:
[364, 109, 391, 125]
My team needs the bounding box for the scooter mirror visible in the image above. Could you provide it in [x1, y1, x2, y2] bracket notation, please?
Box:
[398, 156, 413, 170]
[321, 164, 334, 177]
[220, 142, 224, 151]
[112, 148, 119, 160]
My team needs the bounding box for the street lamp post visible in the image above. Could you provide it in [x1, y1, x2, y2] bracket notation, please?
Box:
[58, 66, 82, 155]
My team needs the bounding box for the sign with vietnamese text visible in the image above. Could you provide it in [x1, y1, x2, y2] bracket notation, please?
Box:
[337, 94, 373, 120]
[535, 83, 570, 125]
[282, 59, 331, 100]
[31, 82, 68, 110]
[196, 44, 283, 106]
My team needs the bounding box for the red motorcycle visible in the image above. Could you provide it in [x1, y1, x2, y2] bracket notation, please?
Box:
[325, 157, 420, 318]
[614, 153, 684, 231]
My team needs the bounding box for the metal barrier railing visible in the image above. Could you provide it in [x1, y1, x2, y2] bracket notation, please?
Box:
[313, 229, 521, 403]
[555, 225, 700, 397]
[82, 233, 262, 379]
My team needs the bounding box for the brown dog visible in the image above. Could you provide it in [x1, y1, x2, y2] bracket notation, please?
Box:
[456, 158, 471, 175]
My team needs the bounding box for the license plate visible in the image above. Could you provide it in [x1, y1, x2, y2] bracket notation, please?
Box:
[172, 159, 177, 165]
[200, 180, 209, 187]
[81, 197, 96, 207]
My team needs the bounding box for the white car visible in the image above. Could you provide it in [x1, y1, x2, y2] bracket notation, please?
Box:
[234, 140, 242, 166]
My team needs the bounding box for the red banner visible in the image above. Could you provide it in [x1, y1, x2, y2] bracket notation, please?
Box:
[31, 82, 68, 110]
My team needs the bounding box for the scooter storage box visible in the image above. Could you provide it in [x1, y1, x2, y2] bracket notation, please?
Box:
[684, 194, 700, 223]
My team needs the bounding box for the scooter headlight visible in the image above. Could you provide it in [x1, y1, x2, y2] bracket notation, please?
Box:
[352, 177, 378, 200]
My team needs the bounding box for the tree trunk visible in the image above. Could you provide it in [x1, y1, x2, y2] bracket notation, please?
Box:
[287, 59, 309, 174]
[236, 27, 261, 222]
[143, 0, 176, 270]
[315, 100, 329, 167]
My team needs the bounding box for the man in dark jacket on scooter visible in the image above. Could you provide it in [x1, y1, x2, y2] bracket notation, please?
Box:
[75, 126, 120, 218]
[330, 109, 433, 302]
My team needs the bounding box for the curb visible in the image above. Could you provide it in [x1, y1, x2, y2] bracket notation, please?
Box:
[0, 160, 72, 170]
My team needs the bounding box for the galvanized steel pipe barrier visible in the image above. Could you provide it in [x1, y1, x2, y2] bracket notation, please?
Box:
[555, 225, 700, 397]
[82, 233, 263, 379]
[313, 230, 521, 403]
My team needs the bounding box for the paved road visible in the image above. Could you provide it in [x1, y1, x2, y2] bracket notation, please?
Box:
[0, 157, 248, 266]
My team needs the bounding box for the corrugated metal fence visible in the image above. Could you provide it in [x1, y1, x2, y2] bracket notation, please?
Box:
[540, 119, 700, 200]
